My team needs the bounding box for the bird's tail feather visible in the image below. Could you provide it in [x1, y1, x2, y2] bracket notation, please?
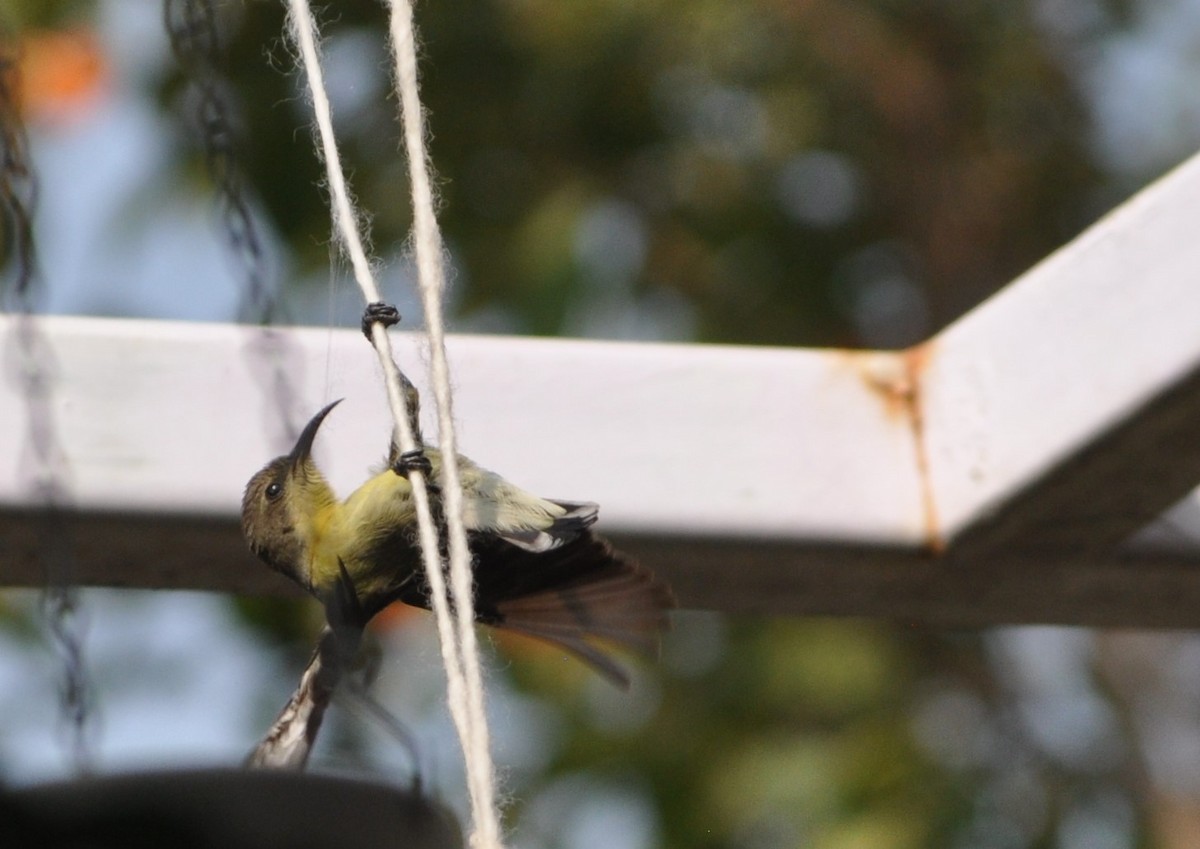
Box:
[470, 532, 674, 688]
[502, 626, 636, 688]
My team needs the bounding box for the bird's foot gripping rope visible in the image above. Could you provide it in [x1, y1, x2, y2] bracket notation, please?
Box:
[393, 449, 433, 479]
[361, 301, 403, 340]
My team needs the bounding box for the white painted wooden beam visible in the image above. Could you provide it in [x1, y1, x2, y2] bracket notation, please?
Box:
[4, 150, 1200, 626]
[921, 151, 1200, 558]
[0, 315, 922, 543]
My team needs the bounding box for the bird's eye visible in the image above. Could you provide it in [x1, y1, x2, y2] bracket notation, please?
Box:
[265, 482, 283, 500]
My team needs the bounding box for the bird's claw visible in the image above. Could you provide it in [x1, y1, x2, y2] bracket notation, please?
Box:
[361, 302, 402, 340]
[393, 449, 433, 479]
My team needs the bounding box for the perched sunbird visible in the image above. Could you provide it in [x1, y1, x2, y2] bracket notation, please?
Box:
[241, 400, 674, 687]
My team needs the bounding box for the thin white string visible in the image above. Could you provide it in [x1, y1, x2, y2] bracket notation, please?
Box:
[284, 4, 503, 847]
[384, 4, 503, 849]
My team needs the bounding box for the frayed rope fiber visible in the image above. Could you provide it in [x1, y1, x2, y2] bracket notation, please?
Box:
[285, 1, 505, 846]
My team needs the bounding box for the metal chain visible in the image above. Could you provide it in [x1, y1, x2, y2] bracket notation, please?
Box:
[163, 0, 303, 440]
[164, 0, 274, 324]
[0, 33, 94, 772]
[0, 43, 35, 305]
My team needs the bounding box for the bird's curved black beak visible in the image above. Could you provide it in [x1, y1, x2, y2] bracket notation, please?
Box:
[289, 399, 342, 469]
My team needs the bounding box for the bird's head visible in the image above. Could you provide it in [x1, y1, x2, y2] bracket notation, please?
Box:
[241, 400, 341, 590]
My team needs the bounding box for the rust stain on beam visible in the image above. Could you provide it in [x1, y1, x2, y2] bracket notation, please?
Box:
[903, 343, 942, 554]
[850, 344, 943, 553]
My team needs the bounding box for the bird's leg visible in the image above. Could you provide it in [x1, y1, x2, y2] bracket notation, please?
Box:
[325, 558, 369, 652]
[361, 302, 425, 442]
[361, 301, 402, 340]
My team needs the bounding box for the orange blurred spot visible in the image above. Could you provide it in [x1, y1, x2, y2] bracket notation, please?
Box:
[16, 29, 109, 125]
[368, 599, 419, 632]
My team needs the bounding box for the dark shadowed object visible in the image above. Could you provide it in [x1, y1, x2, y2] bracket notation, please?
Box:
[1, 768, 462, 849]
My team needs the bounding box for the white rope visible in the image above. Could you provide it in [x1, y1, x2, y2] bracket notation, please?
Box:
[285, 3, 504, 847]
[383, 5, 505, 849]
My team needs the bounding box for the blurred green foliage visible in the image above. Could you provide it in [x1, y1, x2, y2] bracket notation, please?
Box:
[153, 0, 1103, 346]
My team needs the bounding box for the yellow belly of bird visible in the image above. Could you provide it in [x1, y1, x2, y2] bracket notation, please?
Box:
[309, 471, 419, 606]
